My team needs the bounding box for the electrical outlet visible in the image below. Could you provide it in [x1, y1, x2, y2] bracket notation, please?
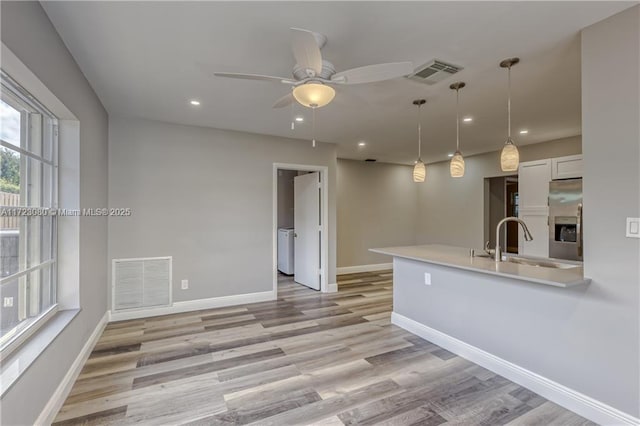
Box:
[181, 279, 189, 290]
[424, 273, 432, 285]
[3, 297, 14, 307]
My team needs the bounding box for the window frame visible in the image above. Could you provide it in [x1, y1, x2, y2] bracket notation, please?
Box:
[0, 71, 59, 360]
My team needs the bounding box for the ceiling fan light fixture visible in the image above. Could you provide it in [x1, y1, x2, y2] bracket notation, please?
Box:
[292, 83, 335, 108]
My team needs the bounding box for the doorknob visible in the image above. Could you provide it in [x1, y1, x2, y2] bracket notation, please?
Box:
[294, 233, 297, 238]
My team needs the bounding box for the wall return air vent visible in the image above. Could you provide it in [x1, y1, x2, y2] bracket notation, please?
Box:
[407, 59, 463, 85]
[112, 257, 172, 312]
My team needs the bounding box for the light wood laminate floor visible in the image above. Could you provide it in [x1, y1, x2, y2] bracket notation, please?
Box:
[54, 271, 594, 425]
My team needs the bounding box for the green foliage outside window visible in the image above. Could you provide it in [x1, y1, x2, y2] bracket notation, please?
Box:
[0, 147, 20, 193]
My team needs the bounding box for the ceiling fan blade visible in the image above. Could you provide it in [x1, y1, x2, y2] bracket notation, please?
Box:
[290, 28, 323, 74]
[273, 93, 295, 108]
[331, 62, 414, 85]
[214, 72, 296, 84]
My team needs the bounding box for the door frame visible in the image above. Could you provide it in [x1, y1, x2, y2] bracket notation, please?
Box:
[272, 163, 329, 295]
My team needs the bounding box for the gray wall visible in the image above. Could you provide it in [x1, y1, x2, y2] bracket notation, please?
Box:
[394, 6, 639, 418]
[0, 2, 109, 425]
[337, 159, 418, 267]
[581, 5, 639, 415]
[277, 170, 296, 229]
[416, 136, 582, 249]
[108, 117, 338, 302]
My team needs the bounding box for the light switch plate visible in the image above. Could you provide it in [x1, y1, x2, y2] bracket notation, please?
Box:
[626, 218, 640, 238]
[181, 279, 189, 290]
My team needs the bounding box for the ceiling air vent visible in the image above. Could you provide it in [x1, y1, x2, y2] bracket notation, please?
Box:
[407, 59, 463, 85]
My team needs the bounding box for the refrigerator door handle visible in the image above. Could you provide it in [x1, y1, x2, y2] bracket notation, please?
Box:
[577, 203, 583, 258]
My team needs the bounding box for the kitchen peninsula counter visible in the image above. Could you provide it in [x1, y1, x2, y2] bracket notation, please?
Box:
[370, 244, 590, 288]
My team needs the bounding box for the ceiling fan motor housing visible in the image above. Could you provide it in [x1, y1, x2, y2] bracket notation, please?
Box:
[293, 60, 336, 81]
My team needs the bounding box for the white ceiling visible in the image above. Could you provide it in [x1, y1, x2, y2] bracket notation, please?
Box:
[42, 1, 634, 164]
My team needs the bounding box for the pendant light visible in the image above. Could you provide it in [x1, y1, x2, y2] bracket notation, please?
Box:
[412, 99, 426, 182]
[499, 57, 520, 172]
[449, 82, 466, 178]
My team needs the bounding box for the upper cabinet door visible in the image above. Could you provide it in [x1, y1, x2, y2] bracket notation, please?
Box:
[519, 159, 552, 208]
[551, 154, 583, 180]
[518, 159, 552, 257]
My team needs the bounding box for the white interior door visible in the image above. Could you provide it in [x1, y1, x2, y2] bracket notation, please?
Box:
[518, 159, 551, 257]
[294, 172, 321, 290]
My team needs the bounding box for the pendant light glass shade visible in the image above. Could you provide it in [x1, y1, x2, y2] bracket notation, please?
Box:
[413, 160, 426, 182]
[500, 138, 519, 172]
[450, 150, 465, 177]
[293, 83, 335, 108]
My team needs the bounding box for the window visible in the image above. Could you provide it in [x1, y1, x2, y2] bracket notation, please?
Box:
[0, 71, 58, 356]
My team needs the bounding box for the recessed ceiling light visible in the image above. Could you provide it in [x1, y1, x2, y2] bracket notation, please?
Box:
[520, 129, 529, 134]
[463, 117, 473, 122]
[295, 117, 304, 122]
[358, 141, 366, 147]
[448, 153, 454, 157]
[190, 100, 201, 106]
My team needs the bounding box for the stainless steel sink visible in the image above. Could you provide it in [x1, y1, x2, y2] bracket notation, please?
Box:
[472, 250, 581, 269]
[503, 256, 580, 269]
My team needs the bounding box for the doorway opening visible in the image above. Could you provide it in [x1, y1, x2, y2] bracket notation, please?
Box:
[272, 163, 329, 296]
[484, 175, 519, 254]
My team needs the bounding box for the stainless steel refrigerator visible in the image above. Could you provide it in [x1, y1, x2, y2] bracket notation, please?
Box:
[549, 178, 583, 261]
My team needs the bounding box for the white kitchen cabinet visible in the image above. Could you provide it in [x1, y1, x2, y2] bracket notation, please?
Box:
[551, 154, 583, 180]
[518, 159, 551, 257]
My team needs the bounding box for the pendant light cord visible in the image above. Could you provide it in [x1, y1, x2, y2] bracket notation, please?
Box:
[456, 88, 460, 151]
[507, 65, 512, 139]
[417, 104, 422, 159]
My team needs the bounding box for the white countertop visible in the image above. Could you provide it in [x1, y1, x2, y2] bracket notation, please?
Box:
[370, 244, 590, 288]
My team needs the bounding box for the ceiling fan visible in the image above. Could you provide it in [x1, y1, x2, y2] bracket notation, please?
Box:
[214, 28, 414, 109]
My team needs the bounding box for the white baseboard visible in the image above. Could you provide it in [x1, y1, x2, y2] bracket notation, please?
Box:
[36, 311, 109, 425]
[327, 283, 338, 293]
[391, 312, 639, 426]
[337, 263, 393, 275]
[109, 290, 276, 322]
